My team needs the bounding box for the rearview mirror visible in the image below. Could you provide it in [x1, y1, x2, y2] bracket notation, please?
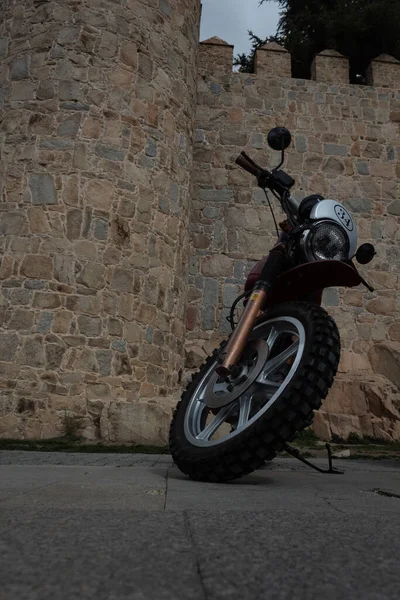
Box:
[356, 243, 376, 265]
[267, 127, 292, 152]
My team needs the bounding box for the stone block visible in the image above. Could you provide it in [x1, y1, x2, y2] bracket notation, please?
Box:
[33, 293, 61, 310]
[186, 305, 198, 331]
[59, 80, 81, 101]
[76, 262, 106, 290]
[329, 413, 361, 440]
[96, 349, 112, 376]
[111, 339, 126, 353]
[9, 288, 31, 306]
[95, 144, 125, 162]
[57, 26, 80, 46]
[369, 342, 400, 389]
[323, 288, 339, 307]
[0, 333, 19, 362]
[323, 144, 348, 156]
[8, 309, 34, 332]
[66, 209, 82, 240]
[311, 411, 331, 441]
[27, 207, 50, 234]
[367, 297, 396, 315]
[29, 173, 57, 205]
[100, 398, 176, 446]
[0, 414, 21, 438]
[45, 344, 66, 369]
[109, 67, 133, 89]
[145, 138, 157, 157]
[201, 255, 233, 278]
[54, 255, 74, 285]
[20, 255, 53, 279]
[0, 37, 9, 59]
[36, 312, 54, 333]
[222, 284, 239, 308]
[52, 311, 73, 334]
[94, 219, 108, 241]
[85, 179, 114, 210]
[389, 323, 400, 342]
[185, 345, 207, 369]
[120, 40, 137, 68]
[11, 56, 28, 80]
[11, 81, 35, 100]
[201, 304, 216, 330]
[0, 212, 27, 235]
[37, 80, 54, 100]
[387, 201, 400, 216]
[17, 336, 45, 368]
[78, 316, 102, 337]
[111, 267, 134, 293]
[57, 113, 82, 137]
[199, 189, 234, 203]
[346, 198, 372, 213]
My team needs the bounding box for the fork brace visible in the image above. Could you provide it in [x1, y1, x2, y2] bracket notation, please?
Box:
[283, 442, 344, 475]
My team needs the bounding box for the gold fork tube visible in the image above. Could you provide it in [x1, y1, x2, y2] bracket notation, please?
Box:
[216, 288, 268, 377]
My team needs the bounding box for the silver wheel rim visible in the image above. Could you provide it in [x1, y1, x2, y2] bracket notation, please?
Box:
[184, 317, 306, 448]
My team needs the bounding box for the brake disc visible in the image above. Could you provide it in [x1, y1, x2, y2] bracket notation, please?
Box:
[203, 339, 270, 409]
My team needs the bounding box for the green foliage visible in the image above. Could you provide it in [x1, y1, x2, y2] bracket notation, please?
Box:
[0, 438, 170, 454]
[239, 0, 400, 82]
[294, 428, 320, 447]
[346, 432, 364, 445]
[234, 32, 282, 72]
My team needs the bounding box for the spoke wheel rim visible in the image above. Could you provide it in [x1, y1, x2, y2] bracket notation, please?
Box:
[184, 317, 306, 448]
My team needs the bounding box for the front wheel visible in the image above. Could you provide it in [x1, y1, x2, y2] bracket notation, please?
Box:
[169, 302, 340, 483]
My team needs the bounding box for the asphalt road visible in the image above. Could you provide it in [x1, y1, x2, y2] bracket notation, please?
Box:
[1, 452, 400, 600]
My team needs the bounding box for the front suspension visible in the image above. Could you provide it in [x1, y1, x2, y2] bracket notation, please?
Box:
[216, 246, 286, 377]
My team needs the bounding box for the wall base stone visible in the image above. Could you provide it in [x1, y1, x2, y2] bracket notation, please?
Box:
[312, 374, 400, 442]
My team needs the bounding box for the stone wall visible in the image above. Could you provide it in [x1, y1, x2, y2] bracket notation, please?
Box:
[1, 9, 400, 444]
[187, 40, 400, 441]
[0, 0, 201, 441]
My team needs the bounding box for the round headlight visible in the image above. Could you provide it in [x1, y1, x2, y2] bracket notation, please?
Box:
[306, 221, 350, 262]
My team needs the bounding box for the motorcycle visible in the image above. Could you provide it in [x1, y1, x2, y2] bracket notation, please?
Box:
[169, 127, 376, 483]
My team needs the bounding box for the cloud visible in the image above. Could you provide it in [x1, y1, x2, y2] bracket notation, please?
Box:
[200, 0, 280, 56]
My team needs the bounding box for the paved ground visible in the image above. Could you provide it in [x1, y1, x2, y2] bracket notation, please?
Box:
[1, 452, 400, 600]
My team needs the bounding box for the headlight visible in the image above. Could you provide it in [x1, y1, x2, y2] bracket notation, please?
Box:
[304, 221, 350, 261]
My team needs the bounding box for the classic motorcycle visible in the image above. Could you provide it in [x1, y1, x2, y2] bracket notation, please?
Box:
[169, 127, 376, 483]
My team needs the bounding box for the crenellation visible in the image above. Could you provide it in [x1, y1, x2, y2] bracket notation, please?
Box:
[368, 54, 400, 89]
[255, 42, 291, 78]
[198, 37, 234, 76]
[311, 49, 349, 84]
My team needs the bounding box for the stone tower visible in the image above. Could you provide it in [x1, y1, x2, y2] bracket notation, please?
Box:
[0, 0, 202, 441]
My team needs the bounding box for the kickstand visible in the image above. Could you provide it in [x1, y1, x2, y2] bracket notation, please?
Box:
[283, 442, 344, 475]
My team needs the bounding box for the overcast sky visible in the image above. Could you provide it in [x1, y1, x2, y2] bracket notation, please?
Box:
[200, 0, 280, 57]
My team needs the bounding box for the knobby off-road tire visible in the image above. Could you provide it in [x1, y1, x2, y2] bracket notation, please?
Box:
[169, 302, 340, 483]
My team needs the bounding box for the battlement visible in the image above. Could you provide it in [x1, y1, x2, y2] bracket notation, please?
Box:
[198, 37, 235, 76]
[199, 37, 400, 88]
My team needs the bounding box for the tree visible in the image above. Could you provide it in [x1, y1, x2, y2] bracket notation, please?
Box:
[233, 33, 282, 73]
[236, 0, 400, 82]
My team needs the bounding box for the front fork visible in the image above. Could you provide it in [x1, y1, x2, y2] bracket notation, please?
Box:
[216, 245, 286, 377]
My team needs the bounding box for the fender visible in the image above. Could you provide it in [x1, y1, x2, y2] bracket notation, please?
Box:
[265, 260, 362, 307]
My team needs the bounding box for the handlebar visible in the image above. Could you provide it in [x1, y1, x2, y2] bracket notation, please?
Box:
[235, 151, 276, 190]
[235, 151, 294, 199]
[235, 153, 262, 177]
